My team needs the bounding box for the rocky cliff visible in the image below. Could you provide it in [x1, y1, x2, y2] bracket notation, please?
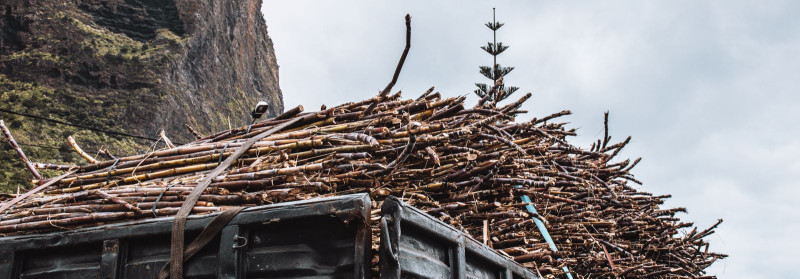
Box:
[0, 0, 283, 191]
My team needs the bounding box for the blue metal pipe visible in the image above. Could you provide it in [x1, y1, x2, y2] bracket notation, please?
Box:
[516, 186, 574, 279]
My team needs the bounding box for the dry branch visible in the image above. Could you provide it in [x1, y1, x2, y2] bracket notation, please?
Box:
[67, 135, 98, 164]
[0, 120, 42, 180]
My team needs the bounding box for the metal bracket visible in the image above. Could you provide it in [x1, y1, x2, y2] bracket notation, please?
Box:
[232, 235, 248, 249]
[380, 216, 398, 262]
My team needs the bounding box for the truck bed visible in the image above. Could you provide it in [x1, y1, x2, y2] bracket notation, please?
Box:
[0, 194, 538, 278]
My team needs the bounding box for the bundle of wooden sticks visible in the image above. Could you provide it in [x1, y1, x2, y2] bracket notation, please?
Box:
[0, 87, 726, 278]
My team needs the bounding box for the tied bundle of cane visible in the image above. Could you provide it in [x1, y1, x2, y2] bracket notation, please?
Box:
[0, 88, 725, 278]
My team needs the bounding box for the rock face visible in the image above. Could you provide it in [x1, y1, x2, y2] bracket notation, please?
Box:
[0, 0, 283, 191]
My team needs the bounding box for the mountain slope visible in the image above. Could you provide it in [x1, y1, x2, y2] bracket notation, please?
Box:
[0, 0, 283, 191]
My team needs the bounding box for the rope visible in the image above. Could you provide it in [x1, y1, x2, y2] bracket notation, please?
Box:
[152, 182, 180, 217]
[105, 159, 120, 185]
[0, 107, 159, 142]
[217, 142, 233, 166]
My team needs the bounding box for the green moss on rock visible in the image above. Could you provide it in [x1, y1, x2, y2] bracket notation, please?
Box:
[1, 0, 284, 192]
[0, 74, 146, 191]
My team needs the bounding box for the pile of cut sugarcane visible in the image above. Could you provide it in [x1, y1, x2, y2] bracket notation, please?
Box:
[0, 87, 726, 278]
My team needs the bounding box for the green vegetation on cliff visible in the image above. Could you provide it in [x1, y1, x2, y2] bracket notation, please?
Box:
[1, 0, 283, 192]
[1, 6, 178, 191]
[0, 74, 144, 190]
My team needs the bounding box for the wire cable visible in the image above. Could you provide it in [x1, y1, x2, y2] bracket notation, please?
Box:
[2, 139, 61, 150]
[0, 107, 159, 142]
[17, 142, 62, 150]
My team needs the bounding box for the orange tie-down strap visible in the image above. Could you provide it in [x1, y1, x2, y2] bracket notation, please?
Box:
[165, 117, 302, 279]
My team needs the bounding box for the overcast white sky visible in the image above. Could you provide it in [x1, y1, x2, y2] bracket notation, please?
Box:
[262, 1, 800, 278]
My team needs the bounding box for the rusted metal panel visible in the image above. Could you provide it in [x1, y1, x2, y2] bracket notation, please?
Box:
[380, 196, 538, 279]
[0, 194, 536, 278]
[100, 240, 121, 279]
[0, 251, 13, 278]
[217, 225, 240, 279]
[0, 194, 371, 279]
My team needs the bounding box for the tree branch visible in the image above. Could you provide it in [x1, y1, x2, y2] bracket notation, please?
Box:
[364, 14, 412, 115]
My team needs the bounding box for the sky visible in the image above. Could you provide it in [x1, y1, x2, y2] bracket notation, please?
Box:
[262, 1, 800, 278]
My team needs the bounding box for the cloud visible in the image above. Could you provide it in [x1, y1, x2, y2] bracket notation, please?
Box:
[262, 1, 800, 277]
